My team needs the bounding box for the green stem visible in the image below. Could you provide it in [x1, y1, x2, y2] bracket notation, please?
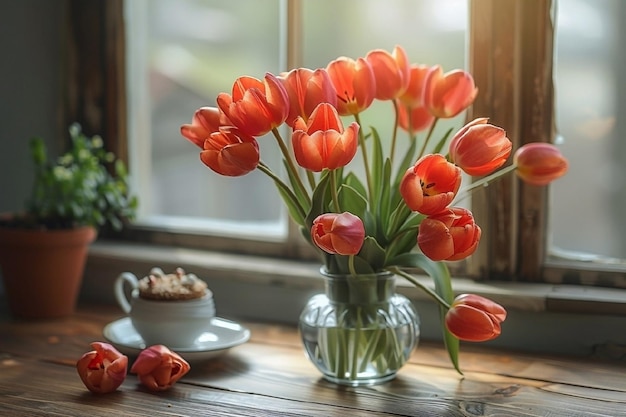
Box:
[348, 255, 357, 277]
[417, 117, 439, 159]
[386, 266, 451, 310]
[271, 127, 311, 204]
[257, 162, 307, 221]
[455, 163, 518, 205]
[350, 306, 362, 380]
[463, 163, 517, 194]
[354, 113, 374, 202]
[330, 169, 341, 212]
[306, 170, 316, 190]
[389, 100, 400, 162]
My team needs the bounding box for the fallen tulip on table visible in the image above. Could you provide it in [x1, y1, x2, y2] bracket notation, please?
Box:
[130, 345, 191, 391]
[76, 342, 128, 394]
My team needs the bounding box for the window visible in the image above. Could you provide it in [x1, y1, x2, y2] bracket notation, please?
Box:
[123, 0, 470, 260]
[80, 0, 625, 290]
[552, 0, 625, 262]
[467, 0, 626, 287]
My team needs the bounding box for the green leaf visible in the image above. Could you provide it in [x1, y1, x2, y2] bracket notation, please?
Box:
[377, 159, 392, 243]
[282, 159, 310, 210]
[358, 236, 386, 271]
[388, 252, 461, 374]
[344, 172, 367, 199]
[393, 136, 418, 187]
[369, 127, 385, 210]
[337, 184, 368, 221]
[432, 127, 454, 155]
[277, 186, 305, 226]
[305, 171, 331, 228]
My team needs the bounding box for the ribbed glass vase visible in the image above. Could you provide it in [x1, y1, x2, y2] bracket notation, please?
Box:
[299, 269, 420, 386]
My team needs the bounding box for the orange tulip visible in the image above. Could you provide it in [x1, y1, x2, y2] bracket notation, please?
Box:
[417, 207, 481, 261]
[180, 106, 229, 149]
[217, 72, 289, 137]
[423, 66, 478, 119]
[130, 345, 190, 391]
[365, 45, 410, 100]
[449, 118, 512, 176]
[398, 64, 432, 108]
[445, 294, 507, 342]
[76, 342, 128, 394]
[200, 127, 260, 176]
[292, 103, 359, 172]
[279, 67, 337, 127]
[311, 212, 365, 255]
[397, 104, 435, 134]
[326, 56, 376, 116]
[514, 143, 569, 186]
[400, 154, 461, 215]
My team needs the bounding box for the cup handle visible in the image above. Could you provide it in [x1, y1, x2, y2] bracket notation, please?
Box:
[114, 272, 138, 314]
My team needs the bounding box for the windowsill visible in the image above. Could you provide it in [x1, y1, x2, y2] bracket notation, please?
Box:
[83, 239, 626, 360]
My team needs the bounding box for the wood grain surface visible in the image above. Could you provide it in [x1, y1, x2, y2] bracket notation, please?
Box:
[1, 304, 624, 416]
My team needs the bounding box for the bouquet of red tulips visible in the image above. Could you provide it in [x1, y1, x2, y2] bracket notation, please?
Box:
[181, 45, 568, 372]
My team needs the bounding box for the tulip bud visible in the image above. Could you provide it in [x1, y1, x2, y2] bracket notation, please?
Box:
[514, 143, 568, 186]
[449, 118, 512, 176]
[365, 45, 410, 100]
[423, 66, 478, 119]
[445, 294, 507, 342]
[279, 67, 337, 127]
[311, 212, 365, 255]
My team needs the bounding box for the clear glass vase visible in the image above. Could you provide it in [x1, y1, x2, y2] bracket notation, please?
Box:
[299, 269, 420, 386]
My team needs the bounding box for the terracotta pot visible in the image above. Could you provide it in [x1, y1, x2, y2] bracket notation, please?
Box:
[0, 225, 97, 319]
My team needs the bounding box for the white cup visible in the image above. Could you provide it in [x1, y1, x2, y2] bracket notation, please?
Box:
[114, 271, 216, 348]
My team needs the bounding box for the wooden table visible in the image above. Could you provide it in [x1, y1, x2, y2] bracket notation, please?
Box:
[1, 304, 625, 416]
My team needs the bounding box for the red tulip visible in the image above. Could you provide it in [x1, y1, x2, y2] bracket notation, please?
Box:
[180, 107, 229, 149]
[449, 118, 512, 176]
[201, 127, 260, 176]
[397, 104, 435, 134]
[279, 67, 337, 127]
[365, 45, 410, 100]
[514, 143, 569, 186]
[76, 342, 128, 394]
[326, 56, 376, 116]
[217, 72, 290, 137]
[423, 66, 478, 119]
[311, 212, 365, 255]
[418, 207, 481, 261]
[445, 294, 507, 342]
[130, 345, 191, 391]
[400, 154, 461, 215]
[292, 103, 359, 172]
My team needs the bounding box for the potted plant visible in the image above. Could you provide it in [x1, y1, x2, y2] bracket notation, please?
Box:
[0, 123, 137, 319]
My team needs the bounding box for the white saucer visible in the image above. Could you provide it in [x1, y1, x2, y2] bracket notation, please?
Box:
[103, 316, 250, 361]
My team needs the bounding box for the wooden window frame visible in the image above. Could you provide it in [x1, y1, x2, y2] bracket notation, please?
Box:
[66, 0, 626, 288]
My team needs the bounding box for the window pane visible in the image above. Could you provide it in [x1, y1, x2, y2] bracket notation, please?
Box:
[126, 0, 285, 236]
[552, 0, 625, 261]
[126, 0, 468, 239]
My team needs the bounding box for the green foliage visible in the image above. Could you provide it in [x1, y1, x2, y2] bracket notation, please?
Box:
[20, 123, 138, 230]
